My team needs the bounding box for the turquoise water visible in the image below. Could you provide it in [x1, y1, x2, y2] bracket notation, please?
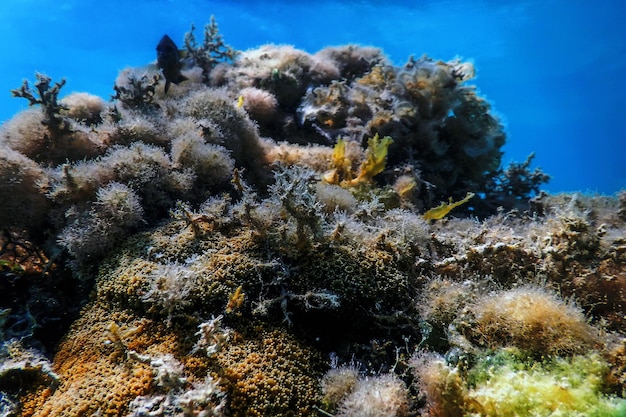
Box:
[1, 0, 625, 194]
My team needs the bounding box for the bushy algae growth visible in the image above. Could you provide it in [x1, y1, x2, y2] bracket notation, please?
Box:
[414, 349, 626, 417]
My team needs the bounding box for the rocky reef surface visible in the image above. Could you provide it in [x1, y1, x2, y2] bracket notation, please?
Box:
[1, 19, 624, 417]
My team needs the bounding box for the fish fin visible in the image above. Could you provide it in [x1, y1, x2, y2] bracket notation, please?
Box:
[176, 74, 188, 84]
[164, 79, 171, 94]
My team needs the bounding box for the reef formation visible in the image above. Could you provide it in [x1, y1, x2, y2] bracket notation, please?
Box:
[0, 17, 624, 417]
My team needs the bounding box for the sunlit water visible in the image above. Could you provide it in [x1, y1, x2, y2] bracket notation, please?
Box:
[1, 0, 624, 194]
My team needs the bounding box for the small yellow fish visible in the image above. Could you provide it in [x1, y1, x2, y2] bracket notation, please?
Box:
[423, 192, 475, 220]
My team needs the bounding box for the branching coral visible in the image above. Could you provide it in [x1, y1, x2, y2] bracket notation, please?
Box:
[484, 152, 551, 211]
[183, 16, 239, 83]
[269, 164, 324, 247]
[4, 73, 105, 164]
[112, 69, 161, 110]
[11, 72, 68, 132]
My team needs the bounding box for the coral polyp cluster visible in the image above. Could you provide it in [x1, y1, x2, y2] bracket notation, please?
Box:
[0, 17, 624, 416]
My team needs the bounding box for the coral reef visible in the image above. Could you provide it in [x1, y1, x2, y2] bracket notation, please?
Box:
[0, 16, 624, 417]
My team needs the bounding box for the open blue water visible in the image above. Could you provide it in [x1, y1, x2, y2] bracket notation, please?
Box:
[1, 0, 625, 194]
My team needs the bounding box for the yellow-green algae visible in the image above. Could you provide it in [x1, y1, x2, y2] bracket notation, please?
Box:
[465, 349, 626, 417]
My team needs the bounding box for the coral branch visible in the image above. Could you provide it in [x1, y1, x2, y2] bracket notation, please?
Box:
[112, 70, 160, 109]
[183, 15, 239, 82]
[11, 72, 68, 131]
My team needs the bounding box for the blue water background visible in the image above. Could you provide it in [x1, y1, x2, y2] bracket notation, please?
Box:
[1, 0, 625, 194]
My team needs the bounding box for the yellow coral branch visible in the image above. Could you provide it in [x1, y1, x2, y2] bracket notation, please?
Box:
[322, 137, 351, 185]
[349, 134, 393, 186]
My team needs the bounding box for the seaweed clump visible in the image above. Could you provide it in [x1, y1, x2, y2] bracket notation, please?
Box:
[0, 15, 624, 417]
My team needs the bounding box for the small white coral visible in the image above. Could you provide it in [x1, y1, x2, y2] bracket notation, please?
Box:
[95, 181, 144, 226]
[315, 182, 358, 214]
[108, 111, 167, 147]
[101, 142, 172, 186]
[127, 351, 226, 417]
[176, 375, 226, 416]
[193, 315, 231, 357]
[142, 261, 198, 325]
[128, 351, 186, 390]
[321, 365, 360, 408]
[337, 373, 409, 417]
[378, 208, 430, 250]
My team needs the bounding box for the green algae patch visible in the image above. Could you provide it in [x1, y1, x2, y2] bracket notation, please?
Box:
[466, 350, 626, 417]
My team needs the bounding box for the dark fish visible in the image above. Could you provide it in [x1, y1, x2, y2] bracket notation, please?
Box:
[156, 34, 187, 93]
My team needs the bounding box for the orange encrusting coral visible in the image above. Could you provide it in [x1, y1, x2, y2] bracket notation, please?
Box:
[30, 307, 156, 417]
[217, 328, 323, 417]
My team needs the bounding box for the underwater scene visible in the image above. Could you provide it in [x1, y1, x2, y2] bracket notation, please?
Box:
[0, 0, 625, 416]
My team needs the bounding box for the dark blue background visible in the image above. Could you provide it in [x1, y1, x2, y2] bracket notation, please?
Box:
[2, 0, 625, 194]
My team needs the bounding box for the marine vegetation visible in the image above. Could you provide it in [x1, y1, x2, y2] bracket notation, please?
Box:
[0, 16, 624, 417]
